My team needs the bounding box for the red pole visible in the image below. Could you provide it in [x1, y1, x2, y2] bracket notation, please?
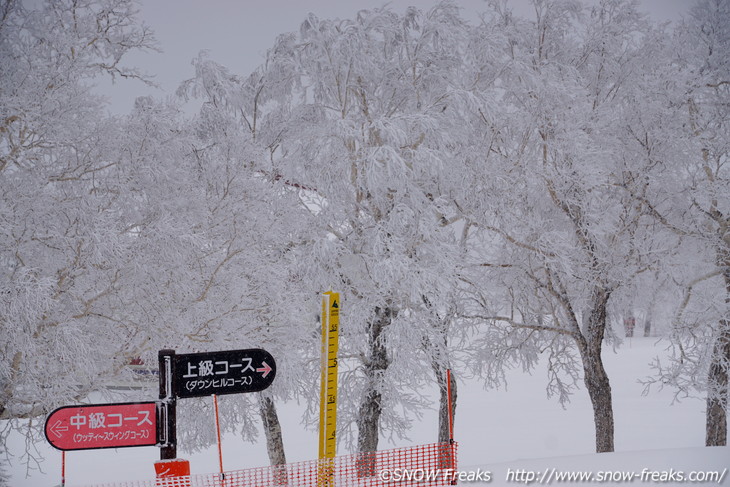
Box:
[446, 369, 454, 442]
[446, 369, 457, 484]
[213, 394, 224, 478]
[61, 450, 66, 487]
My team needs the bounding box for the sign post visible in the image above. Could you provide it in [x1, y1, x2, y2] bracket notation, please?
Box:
[45, 346, 277, 484]
[319, 291, 340, 486]
[158, 349, 177, 460]
[155, 349, 190, 481]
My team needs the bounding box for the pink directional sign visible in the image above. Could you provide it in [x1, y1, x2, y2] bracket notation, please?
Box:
[45, 401, 157, 451]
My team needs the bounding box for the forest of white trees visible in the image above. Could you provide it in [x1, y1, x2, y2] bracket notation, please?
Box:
[0, 0, 728, 476]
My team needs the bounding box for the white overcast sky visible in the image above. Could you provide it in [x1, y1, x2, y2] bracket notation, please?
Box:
[101, 0, 693, 114]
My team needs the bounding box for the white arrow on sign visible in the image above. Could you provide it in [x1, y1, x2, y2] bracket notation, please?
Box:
[50, 420, 69, 438]
[256, 361, 272, 378]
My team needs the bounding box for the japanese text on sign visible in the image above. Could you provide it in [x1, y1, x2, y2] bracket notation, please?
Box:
[182, 358, 255, 378]
[69, 410, 153, 429]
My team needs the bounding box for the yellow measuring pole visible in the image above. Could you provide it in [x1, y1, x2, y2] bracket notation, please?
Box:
[318, 292, 340, 484]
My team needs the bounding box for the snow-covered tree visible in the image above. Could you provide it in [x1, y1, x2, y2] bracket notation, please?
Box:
[139, 54, 322, 463]
[0, 0, 156, 451]
[631, 0, 729, 446]
[456, 0, 670, 453]
[239, 4, 471, 458]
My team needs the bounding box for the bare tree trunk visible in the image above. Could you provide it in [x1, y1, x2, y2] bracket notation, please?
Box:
[421, 295, 456, 444]
[706, 326, 729, 446]
[356, 306, 393, 477]
[259, 394, 287, 484]
[582, 350, 615, 453]
[706, 264, 729, 446]
[706, 261, 730, 446]
[578, 287, 615, 453]
[0, 442, 8, 487]
[421, 295, 457, 468]
[643, 315, 652, 337]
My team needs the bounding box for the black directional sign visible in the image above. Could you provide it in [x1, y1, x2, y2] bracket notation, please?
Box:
[173, 348, 276, 399]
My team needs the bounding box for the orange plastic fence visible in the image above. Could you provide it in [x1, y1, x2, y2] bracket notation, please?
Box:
[75, 442, 458, 487]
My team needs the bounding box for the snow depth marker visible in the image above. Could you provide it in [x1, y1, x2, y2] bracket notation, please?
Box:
[319, 291, 340, 485]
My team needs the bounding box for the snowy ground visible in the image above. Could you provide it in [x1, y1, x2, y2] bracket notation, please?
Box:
[6, 337, 729, 486]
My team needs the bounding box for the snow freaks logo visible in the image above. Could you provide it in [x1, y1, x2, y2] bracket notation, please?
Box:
[379, 468, 492, 483]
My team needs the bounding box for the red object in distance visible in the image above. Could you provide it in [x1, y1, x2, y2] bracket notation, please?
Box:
[45, 402, 157, 451]
[154, 458, 191, 482]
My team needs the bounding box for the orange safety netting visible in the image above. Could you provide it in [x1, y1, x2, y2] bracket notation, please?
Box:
[75, 442, 458, 487]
